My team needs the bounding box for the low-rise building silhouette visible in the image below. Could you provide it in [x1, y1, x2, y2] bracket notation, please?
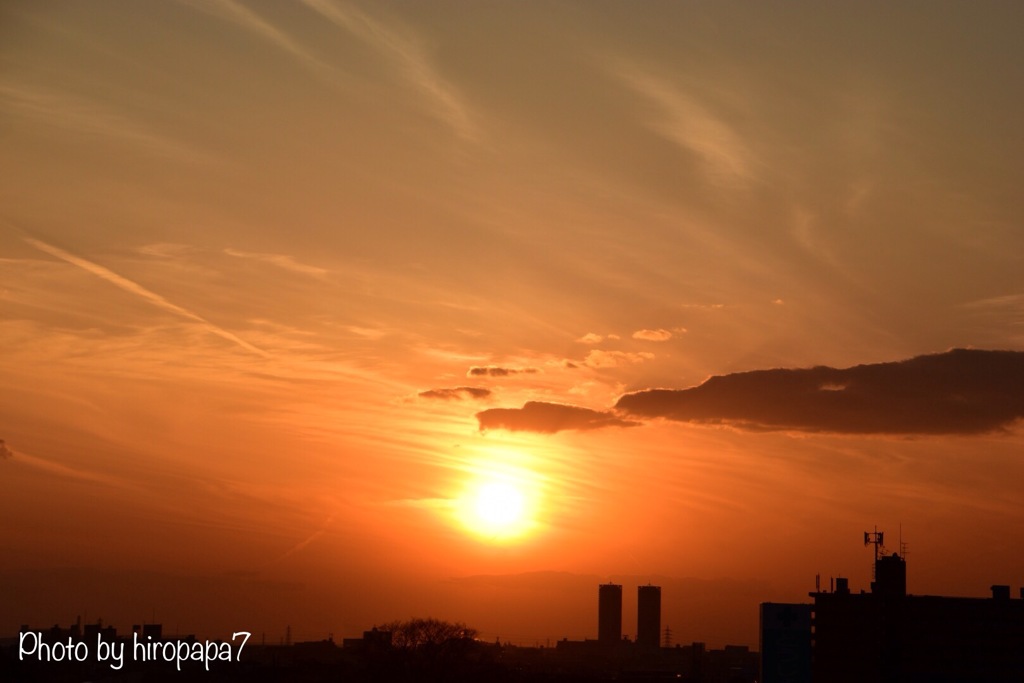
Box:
[761, 533, 1024, 682]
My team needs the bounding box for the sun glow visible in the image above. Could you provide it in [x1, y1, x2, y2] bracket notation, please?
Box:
[456, 467, 541, 543]
[474, 481, 525, 528]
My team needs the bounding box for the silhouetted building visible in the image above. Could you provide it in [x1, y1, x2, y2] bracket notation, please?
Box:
[293, 637, 341, 663]
[759, 603, 811, 683]
[83, 619, 116, 642]
[554, 637, 758, 682]
[637, 585, 661, 649]
[871, 551, 906, 600]
[598, 583, 622, 645]
[342, 627, 392, 651]
[809, 549, 1024, 682]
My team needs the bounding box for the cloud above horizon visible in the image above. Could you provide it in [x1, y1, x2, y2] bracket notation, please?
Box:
[419, 387, 491, 401]
[611, 64, 756, 188]
[24, 238, 268, 358]
[467, 366, 539, 377]
[584, 350, 654, 369]
[632, 328, 673, 342]
[616, 349, 1024, 435]
[476, 401, 638, 433]
[475, 350, 1024, 436]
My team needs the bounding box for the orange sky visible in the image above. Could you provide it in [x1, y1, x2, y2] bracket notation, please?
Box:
[2, 1, 1024, 648]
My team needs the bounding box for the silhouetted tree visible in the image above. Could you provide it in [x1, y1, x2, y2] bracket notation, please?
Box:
[366, 618, 501, 683]
[374, 618, 477, 649]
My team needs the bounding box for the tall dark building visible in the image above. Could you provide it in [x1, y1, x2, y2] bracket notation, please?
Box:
[637, 585, 661, 649]
[598, 583, 622, 644]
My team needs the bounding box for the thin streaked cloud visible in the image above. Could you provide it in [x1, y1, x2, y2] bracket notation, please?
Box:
[136, 243, 196, 258]
[12, 450, 140, 491]
[299, 0, 478, 141]
[611, 65, 756, 188]
[0, 81, 213, 163]
[962, 293, 1024, 311]
[24, 238, 269, 358]
[270, 512, 337, 565]
[180, 0, 477, 142]
[182, 0, 335, 80]
[224, 248, 329, 278]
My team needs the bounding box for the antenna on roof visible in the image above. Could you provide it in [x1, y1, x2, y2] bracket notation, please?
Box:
[864, 526, 885, 563]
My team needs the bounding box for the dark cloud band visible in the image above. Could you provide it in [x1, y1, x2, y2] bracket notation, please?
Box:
[476, 401, 638, 433]
[475, 350, 1024, 435]
[616, 348, 1024, 435]
[418, 387, 491, 401]
[467, 366, 538, 377]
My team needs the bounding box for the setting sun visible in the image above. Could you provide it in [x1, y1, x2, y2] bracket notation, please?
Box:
[457, 473, 539, 542]
[475, 481, 524, 528]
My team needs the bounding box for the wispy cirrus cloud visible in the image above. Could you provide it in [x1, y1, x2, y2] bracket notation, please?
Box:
[191, 0, 477, 141]
[24, 237, 268, 358]
[271, 512, 337, 565]
[961, 293, 1024, 329]
[136, 243, 196, 258]
[182, 0, 334, 79]
[0, 82, 211, 163]
[963, 293, 1024, 311]
[611, 64, 756, 188]
[224, 248, 328, 277]
[299, 0, 478, 141]
[12, 449, 138, 490]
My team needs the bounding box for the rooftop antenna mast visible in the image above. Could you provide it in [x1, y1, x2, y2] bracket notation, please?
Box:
[864, 526, 885, 563]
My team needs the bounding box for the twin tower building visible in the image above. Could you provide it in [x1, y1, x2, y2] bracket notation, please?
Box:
[598, 583, 661, 648]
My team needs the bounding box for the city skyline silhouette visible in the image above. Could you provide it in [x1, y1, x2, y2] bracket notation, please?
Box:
[9, 540, 1024, 681]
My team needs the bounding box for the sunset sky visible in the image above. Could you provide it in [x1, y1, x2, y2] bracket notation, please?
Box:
[3, 1, 1024, 648]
